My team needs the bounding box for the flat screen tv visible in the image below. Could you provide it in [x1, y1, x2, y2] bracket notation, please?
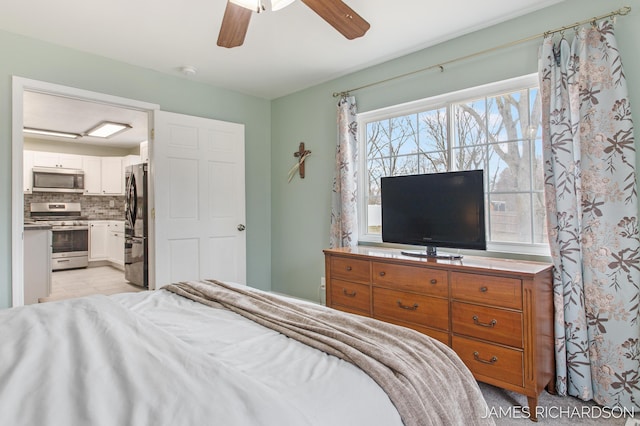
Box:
[381, 170, 486, 259]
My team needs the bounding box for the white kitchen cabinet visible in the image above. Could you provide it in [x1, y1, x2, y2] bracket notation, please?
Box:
[23, 150, 34, 193]
[60, 153, 84, 169]
[107, 221, 125, 268]
[101, 157, 124, 195]
[82, 156, 102, 195]
[24, 227, 52, 305]
[91, 221, 125, 268]
[33, 152, 83, 169]
[83, 156, 124, 195]
[89, 221, 109, 261]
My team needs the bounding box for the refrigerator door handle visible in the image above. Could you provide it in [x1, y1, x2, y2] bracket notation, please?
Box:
[128, 173, 138, 227]
[125, 175, 134, 229]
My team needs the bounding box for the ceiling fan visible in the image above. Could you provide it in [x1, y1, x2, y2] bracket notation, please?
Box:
[217, 0, 370, 48]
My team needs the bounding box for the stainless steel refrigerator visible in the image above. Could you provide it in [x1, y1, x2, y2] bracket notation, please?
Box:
[124, 163, 148, 288]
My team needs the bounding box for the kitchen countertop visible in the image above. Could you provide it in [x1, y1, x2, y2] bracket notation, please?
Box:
[24, 223, 52, 230]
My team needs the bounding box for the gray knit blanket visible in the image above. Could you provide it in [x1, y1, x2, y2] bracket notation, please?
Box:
[164, 280, 494, 426]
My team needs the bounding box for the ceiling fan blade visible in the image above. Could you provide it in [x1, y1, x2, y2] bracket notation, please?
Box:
[301, 0, 370, 40]
[217, 1, 252, 48]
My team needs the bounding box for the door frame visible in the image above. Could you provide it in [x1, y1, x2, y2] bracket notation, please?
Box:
[11, 76, 159, 307]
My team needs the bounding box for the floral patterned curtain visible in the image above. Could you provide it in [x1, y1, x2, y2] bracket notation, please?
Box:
[329, 95, 359, 248]
[539, 21, 640, 409]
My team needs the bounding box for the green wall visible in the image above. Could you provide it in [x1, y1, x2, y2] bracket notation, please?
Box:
[0, 30, 272, 308]
[2, 0, 639, 309]
[270, 0, 640, 302]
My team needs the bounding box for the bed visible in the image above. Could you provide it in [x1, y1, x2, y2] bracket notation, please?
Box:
[0, 280, 494, 426]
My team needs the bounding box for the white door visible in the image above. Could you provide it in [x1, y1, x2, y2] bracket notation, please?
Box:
[153, 111, 246, 288]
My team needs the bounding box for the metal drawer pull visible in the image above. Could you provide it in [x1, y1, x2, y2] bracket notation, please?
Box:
[379, 271, 386, 276]
[343, 289, 357, 297]
[397, 300, 419, 310]
[430, 279, 437, 284]
[472, 315, 497, 328]
[480, 286, 488, 292]
[473, 352, 498, 365]
[346, 266, 352, 271]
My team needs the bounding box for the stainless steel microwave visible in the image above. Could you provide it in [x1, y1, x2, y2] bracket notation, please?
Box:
[32, 167, 85, 193]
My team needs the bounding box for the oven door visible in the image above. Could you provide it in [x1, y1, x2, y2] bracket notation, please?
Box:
[51, 226, 89, 270]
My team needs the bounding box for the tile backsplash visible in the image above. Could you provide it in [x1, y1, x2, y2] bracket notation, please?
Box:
[25, 193, 125, 220]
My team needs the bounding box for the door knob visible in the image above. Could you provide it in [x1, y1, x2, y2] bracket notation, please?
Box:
[237, 224, 246, 231]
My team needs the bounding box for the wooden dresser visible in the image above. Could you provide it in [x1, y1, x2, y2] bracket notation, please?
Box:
[324, 246, 554, 419]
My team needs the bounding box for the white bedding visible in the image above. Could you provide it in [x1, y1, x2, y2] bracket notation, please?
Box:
[0, 289, 403, 426]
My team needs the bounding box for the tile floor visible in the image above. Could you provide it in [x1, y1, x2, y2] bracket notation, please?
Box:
[39, 265, 144, 303]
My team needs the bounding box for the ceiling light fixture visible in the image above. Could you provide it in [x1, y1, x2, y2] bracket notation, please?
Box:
[230, 0, 295, 12]
[85, 121, 132, 138]
[23, 127, 82, 139]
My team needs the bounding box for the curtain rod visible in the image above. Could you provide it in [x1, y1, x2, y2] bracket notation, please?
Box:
[332, 6, 632, 98]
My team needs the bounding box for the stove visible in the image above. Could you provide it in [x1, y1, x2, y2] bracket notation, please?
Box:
[29, 203, 89, 271]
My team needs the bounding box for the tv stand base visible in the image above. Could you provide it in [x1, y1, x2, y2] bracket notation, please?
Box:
[400, 250, 463, 260]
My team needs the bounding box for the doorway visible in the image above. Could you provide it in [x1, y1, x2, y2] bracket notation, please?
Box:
[12, 77, 159, 306]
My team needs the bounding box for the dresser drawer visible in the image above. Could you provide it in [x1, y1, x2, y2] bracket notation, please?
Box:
[330, 279, 371, 314]
[373, 287, 449, 331]
[372, 262, 448, 297]
[330, 257, 370, 283]
[452, 336, 523, 387]
[452, 302, 523, 348]
[451, 272, 522, 309]
[332, 304, 371, 317]
[382, 317, 450, 346]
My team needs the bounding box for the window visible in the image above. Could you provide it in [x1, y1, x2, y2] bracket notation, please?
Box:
[358, 74, 549, 256]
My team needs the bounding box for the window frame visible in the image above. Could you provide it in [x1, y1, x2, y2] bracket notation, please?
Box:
[357, 73, 550, 257]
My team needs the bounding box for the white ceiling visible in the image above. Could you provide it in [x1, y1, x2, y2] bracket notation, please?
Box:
[7, 0, 563, 148]
[3, 0, 562, 100]
[23, 91, 149, 149]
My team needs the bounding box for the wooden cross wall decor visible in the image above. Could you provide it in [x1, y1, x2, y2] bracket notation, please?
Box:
[293, 142, 311, 179]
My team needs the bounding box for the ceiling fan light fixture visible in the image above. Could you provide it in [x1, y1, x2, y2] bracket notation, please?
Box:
[271, 0, 295, 11]
[85, 121, 132, 138]
[23, 127, 82, 139]
[229, 0, 294, 12]
[229, 0, 263, 12]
